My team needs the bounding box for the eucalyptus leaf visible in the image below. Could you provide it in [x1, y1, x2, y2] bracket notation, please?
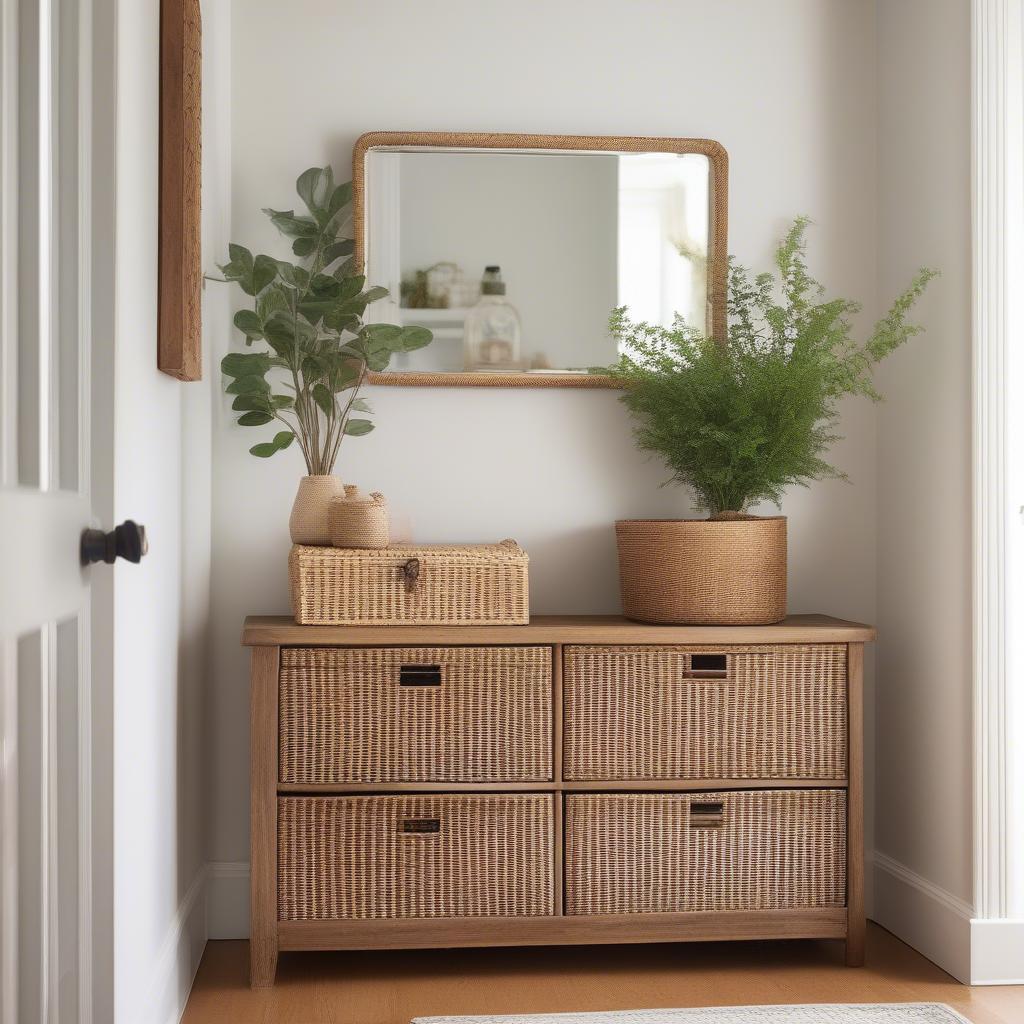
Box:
[312, 383, 334, 417]
[330, 256, 357, 281]
[338, 275, 366, 301]
[219, 244, 256, 295]
[323, 239, 354, 264]
[292, 236, 316, 258]
[364, 348, 391, 372]
[233, 309, 264, 339]
[327, 181, 352, 220]
[400, 325, 433, 351]
[257, 285, 291, 321]
[323, 309, 360, 334]
[221, 352, 271, 377]
[263, 207, 317, 239]
[350, 397, 372, 413]
[344, 418, 374, 436]
[225, 374, 270, 395]
[231, 394, 271, 412]
[362, 324, 403, 345]
[253, 254, 278, 294]
[273, 261, 310, 290]
[238, 411, 273, 427]
[249, 442, 279, 458]
[296, 166, 334, 224]
[273, 431, 295, 450]
[310, 274, 341, 296]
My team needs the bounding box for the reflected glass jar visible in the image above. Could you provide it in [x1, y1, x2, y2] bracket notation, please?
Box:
[462, 266, 522, 371]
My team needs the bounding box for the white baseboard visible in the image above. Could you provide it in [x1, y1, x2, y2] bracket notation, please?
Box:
[970, 917, 1024, 984]
[151, 865, 208, 1024]
[207, 861, 250, 940]
[871, 850, 973, 983]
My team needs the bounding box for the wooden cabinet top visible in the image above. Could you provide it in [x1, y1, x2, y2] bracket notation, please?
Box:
[241, 613, 875, 647]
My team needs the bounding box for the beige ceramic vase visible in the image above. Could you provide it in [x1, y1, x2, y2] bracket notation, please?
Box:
[289, 475, 344, 546]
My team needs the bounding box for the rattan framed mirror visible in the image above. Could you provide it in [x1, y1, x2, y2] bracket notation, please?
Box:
[353, 132, 728, 388]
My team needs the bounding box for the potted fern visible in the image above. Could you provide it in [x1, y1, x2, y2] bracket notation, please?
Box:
[217, 166, 432, 544]
[604, 218, 935, 624]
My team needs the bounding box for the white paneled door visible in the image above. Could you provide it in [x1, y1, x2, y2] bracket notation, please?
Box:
[0, 1, 120, 1022]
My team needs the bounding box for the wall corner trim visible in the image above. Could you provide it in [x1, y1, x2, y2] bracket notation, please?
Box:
[151, 864, 208, 1024]
[870, 851, 973, 984]
[971, 0, 1023, 927]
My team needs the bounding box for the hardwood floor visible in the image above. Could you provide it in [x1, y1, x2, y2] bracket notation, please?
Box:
[181, 924, 1024, 1024]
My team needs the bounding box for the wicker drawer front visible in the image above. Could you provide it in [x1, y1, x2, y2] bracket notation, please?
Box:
[278, 795, 554, 920]
[279, 646, 552, 784]
[563, 645, 847, 780]
[565, 790, 847, 916]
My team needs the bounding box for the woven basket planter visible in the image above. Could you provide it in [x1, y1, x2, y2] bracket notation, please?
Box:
[615, 516, 786, 625]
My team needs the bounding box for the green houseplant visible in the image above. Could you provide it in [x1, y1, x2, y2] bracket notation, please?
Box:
[217, 166, 432, 543]
[604, 218, 936, 624]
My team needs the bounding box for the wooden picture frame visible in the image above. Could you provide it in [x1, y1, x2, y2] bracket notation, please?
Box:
[352, 131, 729, 389]
[158, 0, 202, 381]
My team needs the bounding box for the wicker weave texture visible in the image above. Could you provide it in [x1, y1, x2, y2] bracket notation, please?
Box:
[279, 646, 552, 783]
[615, 519, 786, 625]
[278, 795, 554, 920]
[329, 487, 390, 549]
[563, 645, 847, 780]
[289, 541, 529, 625]
[565, 790, 847, 915]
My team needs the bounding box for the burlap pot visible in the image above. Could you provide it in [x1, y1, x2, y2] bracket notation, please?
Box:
[615, 516, 787, 625]
[289, 475, 344, 545]
[329, 486, 390, 549]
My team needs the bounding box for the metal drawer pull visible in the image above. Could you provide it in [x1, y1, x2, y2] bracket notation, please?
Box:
[399, 664, 442, 687]
[687, 654, 729, 680]
[689, 801, 725, 827]
[401, 817, 441, 834]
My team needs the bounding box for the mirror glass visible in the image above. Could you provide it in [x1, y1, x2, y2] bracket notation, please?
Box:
[361, 146, 716, 380]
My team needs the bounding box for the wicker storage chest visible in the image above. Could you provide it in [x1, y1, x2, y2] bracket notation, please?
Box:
[279, 646, 552, 784]
[278, 795, 555, 920]
[243, 613, 872, 988]
[564, 790, 847, 916]
[288, 541, 529, 626]
[563, 644, 848, 780]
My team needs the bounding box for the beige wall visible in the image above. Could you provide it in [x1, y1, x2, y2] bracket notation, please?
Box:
[207, 0, 882, 933]
[873, 0, 974, 968]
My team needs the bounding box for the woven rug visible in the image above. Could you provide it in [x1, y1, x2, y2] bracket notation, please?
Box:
[412, 1005, 972, 1024]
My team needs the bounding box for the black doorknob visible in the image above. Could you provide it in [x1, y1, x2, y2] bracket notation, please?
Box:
[81, 521, 149, 565]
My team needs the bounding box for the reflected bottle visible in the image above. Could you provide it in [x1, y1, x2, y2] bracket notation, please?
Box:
[462, 266, 522, 371]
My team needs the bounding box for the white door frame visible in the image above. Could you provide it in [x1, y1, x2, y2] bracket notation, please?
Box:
[971, 0, 1024, 985]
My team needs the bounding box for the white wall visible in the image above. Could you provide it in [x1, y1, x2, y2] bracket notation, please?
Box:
[111, 0, 213, 1019]
[207, 0, 881, 935]
[873, 0, 974, 982]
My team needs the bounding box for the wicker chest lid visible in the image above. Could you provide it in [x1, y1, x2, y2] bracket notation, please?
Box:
[289, 539, 529, 626]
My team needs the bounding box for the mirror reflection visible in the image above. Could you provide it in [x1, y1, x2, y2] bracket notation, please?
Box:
[363, 148, 713, 377]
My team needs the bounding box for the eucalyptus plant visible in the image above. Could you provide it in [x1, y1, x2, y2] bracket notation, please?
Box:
[602, 218, 937, 516]
[217, 166, 431, 474]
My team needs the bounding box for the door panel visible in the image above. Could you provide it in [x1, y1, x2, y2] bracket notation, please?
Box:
[1, 1, 113, 1021]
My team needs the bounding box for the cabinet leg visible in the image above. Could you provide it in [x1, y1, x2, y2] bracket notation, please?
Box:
[250, 937, 278, 989]
[845, 921, 865, 967]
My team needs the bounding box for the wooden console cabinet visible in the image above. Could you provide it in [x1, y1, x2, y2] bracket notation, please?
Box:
[243, 614, 872, 988]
